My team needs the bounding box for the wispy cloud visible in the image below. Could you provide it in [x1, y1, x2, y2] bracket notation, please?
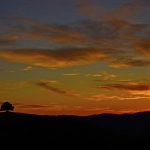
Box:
[23, 66, 32, 71]
[132, 39, 150, 58]
[40, 79, 61, 85]
[97, 83, 150, 91]
[86, 71, 117, 80]
[85, 92, 150, 102]
[33, 81, 81, 97]
[0, 11, 150, 68]
[0, 35, 19, 46]
[118, 79, 150, 84]
[0, 48, 107, 68]
[86, 73, 102, 77]
[102, 71, 117, 80]
[105, 2, 149, 21]
[13, 102, 115, 115]
[63, 73, 80, 76]
[14, 103, 67, 111]
[73, 0, 150, 21]
[85, 94, 117, 101]
[6, 17, 110, 46]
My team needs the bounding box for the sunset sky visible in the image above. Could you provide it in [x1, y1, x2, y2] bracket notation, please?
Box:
[0, 0, 150, 116]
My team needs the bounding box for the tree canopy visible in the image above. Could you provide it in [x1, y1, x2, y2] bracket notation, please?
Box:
[0, 102, 14, 112]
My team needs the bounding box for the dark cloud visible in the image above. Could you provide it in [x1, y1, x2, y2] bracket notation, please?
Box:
[4, 16, 148, 47]
[34, 81, 81, 97]
[97, 84, 150, 91]
[0, 13, 150, 68]
[0, 48, 107, 68]
[107, 56, 150, 68]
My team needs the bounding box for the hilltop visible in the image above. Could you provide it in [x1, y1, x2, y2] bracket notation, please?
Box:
[1, 111, 150, 149]
[1, 111, 150, 131]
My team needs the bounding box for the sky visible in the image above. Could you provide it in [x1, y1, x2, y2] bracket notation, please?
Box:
[0, 0, 150, 116]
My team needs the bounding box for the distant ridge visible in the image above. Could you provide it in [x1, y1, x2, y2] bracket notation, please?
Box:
[1, 111, 150, 149]
[1, 111, 150, 132]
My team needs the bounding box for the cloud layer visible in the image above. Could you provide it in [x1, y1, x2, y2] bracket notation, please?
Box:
[0, 12, 149, 68]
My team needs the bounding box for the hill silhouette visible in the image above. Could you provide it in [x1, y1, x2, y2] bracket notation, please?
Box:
[1, 111, 150, 149]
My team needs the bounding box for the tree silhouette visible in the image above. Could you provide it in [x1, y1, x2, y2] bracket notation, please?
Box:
[0, 102, 14, 112]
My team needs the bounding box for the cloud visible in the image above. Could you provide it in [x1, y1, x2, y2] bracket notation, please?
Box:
[33, 81, 81, 97]
[115, 109, 138, 114]
[73, 0, 99, 19]
[1, 46, 149, 69]
[40, 79, 61, 85]
[86, 73, 102, 77]
[0, 35, 19, 46]
[87, 71, 117, 80]
[132, 39, 150, 57]
[97, 84, 150, 91]
[106, 56, 150, 68]
[118, 79, 150, 83]
[13, 102, 115, 115]
[0, 48, 107, 68]
[6, 17, 115, 47]
[117, 94, 150, 101]
[105, 2, 145, 21]
[14, 103, 67, 111]
[63, 73, 80, 76]
[1, 13, 150, 68]
[23, 66, 32, 71]
[73, 0, 150, 22]
[7, 16, 148, 48]
[85, 91, 150, 102]
[102, 71, 117, 80]
[85, 94, 117, 101]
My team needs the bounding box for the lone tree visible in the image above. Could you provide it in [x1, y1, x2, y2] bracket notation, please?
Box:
[0, 102, 14, 112]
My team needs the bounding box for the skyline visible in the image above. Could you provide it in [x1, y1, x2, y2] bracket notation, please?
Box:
[0, 0, 150, 115]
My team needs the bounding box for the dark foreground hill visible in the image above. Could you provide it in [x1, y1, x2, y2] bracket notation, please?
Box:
[1, 111, 150, 149]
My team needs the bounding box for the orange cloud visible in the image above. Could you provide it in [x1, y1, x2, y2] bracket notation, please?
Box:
[1, 47, 150, 68]
[23, 66, 32, 71]
[0, 48, 106, 68]
[85, 94, 117, 101]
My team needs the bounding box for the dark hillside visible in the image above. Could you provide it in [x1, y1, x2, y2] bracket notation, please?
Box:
[0, 112, 150, 149]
